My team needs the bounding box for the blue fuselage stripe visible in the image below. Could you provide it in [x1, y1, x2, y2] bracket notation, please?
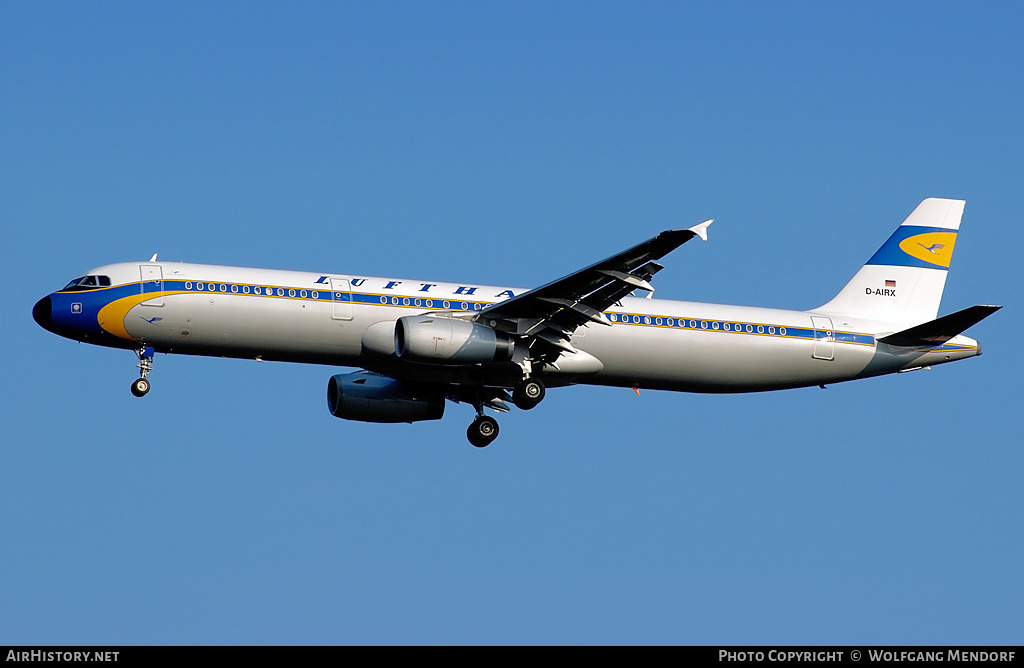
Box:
[55, 279, 878, 348]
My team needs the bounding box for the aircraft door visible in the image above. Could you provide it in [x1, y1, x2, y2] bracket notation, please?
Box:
[139, 265, 164, 307]
[810, 316, 834, 361]
[331, 278, 353, 320]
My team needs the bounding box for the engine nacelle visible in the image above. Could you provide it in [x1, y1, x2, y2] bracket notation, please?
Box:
[395, 316, 514, 364]
[327, 372, 445, 423]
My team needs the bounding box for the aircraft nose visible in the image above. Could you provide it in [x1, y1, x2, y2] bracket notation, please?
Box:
[33, 296, 52, 330]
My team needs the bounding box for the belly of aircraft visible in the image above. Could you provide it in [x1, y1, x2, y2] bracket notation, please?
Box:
[576, 322, 877, 392]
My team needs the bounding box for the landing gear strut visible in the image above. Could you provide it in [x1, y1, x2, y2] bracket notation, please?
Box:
[466, 393, 500, 448]
[513, 377, 545, 410]
[131, 346, 155, 397]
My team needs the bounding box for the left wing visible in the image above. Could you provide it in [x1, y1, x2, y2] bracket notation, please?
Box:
[475, 220, 712, 362]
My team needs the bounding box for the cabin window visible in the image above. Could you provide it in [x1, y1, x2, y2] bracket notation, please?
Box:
[243, 285, 250, 294]
[185, 282, 193, 290]
[289, 289, 296, 297]
[712, 322, 719, 330]
[231, 285, 238, 293]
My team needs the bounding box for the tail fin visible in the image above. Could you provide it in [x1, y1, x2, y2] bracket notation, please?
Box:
[816, 198, 965, 327]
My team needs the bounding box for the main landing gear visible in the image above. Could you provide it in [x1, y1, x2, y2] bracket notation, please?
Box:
[131, 346, 155, 397]
[512, 377, 545, 410]
[467, 414, 499, 448]
[465, 377, 546, 447]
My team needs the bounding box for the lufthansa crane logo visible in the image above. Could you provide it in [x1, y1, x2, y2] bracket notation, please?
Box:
[899, 232, 956, 268]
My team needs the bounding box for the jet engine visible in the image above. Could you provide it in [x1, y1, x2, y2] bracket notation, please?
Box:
[395, 316, 515, 364]
[327, 372, 445, 423]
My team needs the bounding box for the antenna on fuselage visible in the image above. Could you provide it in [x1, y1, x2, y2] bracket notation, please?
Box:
[149, 253, 158, 262]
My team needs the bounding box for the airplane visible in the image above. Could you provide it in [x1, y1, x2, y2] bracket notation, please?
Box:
[33, 197, 1000, 447]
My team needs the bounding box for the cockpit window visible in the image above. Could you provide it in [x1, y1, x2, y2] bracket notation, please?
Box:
[61, 275, 111, 291]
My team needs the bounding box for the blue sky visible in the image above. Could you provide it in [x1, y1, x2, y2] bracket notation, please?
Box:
[2, 2, 1020, 644]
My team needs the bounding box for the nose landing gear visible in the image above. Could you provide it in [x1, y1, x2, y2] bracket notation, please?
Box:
[131, 346, 155, 397]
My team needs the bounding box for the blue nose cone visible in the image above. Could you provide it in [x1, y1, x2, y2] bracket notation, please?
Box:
[33, 296, 53, 332]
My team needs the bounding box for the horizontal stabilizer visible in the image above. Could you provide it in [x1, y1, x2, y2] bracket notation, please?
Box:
[877, 305, 1001, 347]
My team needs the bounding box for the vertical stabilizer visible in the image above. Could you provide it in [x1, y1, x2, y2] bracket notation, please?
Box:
[815, 198, 965, 327]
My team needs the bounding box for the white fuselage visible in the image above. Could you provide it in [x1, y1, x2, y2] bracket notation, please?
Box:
[45, 260, 979, 394]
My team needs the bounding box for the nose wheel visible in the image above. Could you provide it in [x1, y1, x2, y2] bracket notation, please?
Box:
[131, 377, 151, 397]
[131, 346, 155, 397]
